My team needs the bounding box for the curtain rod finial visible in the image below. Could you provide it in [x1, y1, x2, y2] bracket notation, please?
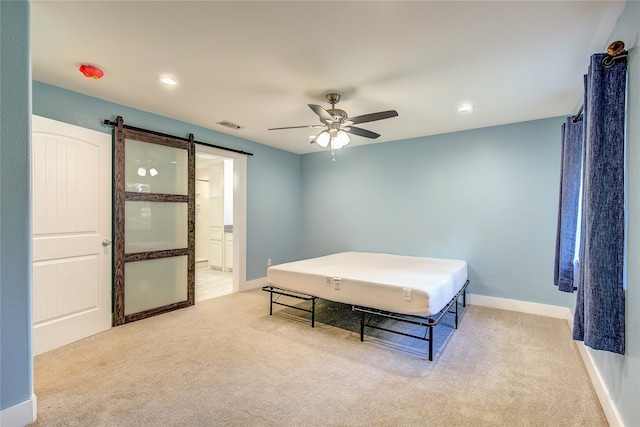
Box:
[607, 41, 625, 56]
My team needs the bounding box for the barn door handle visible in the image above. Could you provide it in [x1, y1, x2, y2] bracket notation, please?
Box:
[102, 239, 112, 247]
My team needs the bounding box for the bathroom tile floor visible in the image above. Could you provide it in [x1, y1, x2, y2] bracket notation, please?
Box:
[195, 262, 233, 303]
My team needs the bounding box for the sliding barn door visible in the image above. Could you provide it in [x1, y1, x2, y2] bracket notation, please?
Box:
[113, 117, 195, 325]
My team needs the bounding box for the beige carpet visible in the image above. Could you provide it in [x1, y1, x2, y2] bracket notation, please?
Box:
[32, 289, 607, 426]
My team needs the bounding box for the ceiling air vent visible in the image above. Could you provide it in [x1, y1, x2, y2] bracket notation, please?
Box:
[216, 120, 241, 130]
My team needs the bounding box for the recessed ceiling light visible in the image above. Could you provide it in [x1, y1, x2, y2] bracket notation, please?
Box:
[160, 77, 177, 86]
[458, 103, 474, 113]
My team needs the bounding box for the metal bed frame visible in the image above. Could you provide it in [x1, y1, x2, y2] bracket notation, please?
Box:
[262, 279, 469, 361]
[262, 285, 320, 327]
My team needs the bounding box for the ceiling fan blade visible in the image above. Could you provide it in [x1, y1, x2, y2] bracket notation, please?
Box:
[345, 126, 380, 139]
[268, 125, 324, 130]
[348, 110, 398, 125]
[308, 104, 334, 123]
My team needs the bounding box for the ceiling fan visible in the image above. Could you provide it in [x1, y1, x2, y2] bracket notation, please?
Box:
[268, 93, 398, 150]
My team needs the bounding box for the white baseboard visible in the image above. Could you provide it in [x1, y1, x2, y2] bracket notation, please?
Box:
[0, 394, 37, 427]
[469, 293, 570, 319]
[241, 277, 267, 292]
[574, 341, 624, 427]
[469, 293, 622, 427]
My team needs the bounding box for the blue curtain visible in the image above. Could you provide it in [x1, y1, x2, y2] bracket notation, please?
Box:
[554, 117, 583, 293]
[573, 53, 626, 355]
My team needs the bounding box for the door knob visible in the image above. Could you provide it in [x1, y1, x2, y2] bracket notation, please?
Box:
[102, 239, 112, 247]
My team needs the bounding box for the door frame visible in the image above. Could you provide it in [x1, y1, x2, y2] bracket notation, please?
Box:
[195, 143, 247, 293]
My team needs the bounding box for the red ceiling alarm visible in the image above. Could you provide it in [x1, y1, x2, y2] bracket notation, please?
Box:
[79, 64, 104, 80]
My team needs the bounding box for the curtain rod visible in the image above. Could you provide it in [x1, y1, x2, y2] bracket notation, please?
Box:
[572, 40, 628, 124]
[102, 118, 254, 156]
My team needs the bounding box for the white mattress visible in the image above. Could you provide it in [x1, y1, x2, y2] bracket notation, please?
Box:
[267, 252, 468, 316]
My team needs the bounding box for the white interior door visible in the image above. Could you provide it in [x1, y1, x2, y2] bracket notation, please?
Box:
[32, 115, 112, 356]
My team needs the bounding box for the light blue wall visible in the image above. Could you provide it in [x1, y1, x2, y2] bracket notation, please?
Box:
[246, 144, 302, 270]
[301, 117, 570, 307]
[32, 82, 302, 281]
[0, 0, 33, 412]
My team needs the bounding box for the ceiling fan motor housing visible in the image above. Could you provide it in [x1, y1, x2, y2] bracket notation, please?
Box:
[326, 108, 348, 122]
[324, 93, 348, 123]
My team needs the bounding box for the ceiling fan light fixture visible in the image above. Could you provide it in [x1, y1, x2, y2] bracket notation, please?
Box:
[331, 131, 350, 149]
[315, 131, 331, 148]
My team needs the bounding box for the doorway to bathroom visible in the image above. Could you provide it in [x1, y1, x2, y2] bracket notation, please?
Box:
[195, 149, 238, 302]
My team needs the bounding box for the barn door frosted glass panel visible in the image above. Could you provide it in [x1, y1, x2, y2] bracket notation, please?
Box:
[125, 138, 188, 195]
[114, 128, 194, 325]
[125, 201, 188, 254]
[124, 256, 188, 315]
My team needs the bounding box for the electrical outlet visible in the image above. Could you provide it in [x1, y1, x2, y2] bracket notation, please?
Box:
[267, 258, 272, 267]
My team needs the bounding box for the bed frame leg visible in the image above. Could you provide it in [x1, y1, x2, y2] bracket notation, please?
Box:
[428, 326, 433, 361]
[454, 298, 459, 329]
[311, 297, 316, 328]
[360, 312, 365, 342]
[269, 288, 273, 316]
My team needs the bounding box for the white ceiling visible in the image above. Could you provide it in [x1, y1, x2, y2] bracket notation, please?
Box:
[30, 1, 626, 155]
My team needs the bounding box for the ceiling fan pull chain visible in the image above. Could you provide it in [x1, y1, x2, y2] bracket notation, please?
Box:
[331, 150, 336, 162]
